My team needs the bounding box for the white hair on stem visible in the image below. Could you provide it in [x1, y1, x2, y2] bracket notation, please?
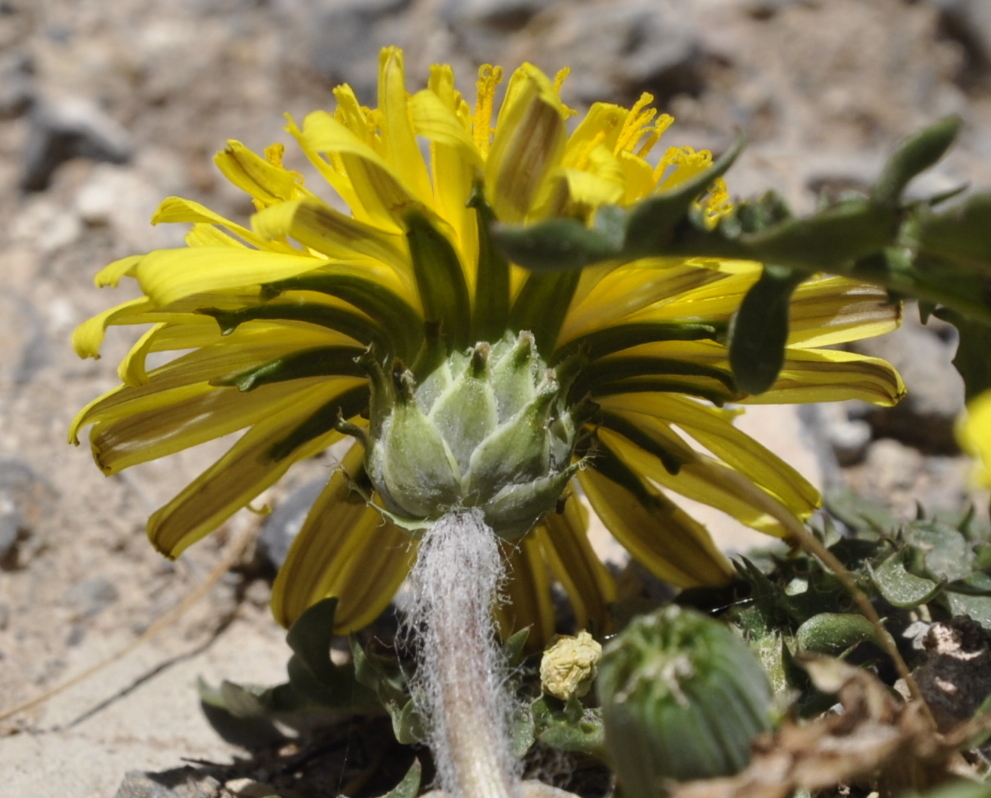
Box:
[404, 508, 522, 798]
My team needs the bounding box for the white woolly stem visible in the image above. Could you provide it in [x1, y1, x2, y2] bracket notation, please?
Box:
[405, 508, 521, 798]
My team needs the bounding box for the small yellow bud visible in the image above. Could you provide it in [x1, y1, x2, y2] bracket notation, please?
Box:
[540, 631, 602, 701]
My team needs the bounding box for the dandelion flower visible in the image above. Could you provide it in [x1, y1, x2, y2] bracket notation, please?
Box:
[71, 48, 904, 644]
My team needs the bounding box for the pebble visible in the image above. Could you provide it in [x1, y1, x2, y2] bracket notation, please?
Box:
[850, 310, 964, 453]
[256, 478, 326, 570]
[21, 96, 132, 191]
[114, 770, 223, 798]
[0, 459, 56, 569]
[63, 576, 119, 619]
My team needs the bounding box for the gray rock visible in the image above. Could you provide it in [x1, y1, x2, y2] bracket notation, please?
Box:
[299, 0, 413, 103]
[0, 293, 47, 385]
[256, 478, 326, 569]
[0, 50, 33, 118]
[21, 97, 133, 192]
[849, 311, 964, 453]
[0, 601, 9, 630]
[114, 770, 223, 798]
[0, 459, 57, 569]
[442, 0, 558, 64]
[63, 577, 119, 619]
[505, 0, 704, 105]
[925, 0, 991, 72]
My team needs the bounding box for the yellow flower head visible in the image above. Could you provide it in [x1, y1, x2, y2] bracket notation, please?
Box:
[71, 47, 904, 645]
[958, 390, 991, 488]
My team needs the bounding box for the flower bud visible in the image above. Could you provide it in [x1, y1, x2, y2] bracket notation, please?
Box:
[540, 631, 602, 701]
[362, 332, 581, 539]
[597, 606, 772, 796]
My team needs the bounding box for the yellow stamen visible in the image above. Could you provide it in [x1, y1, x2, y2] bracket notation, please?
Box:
[552, 67, 570, 93]
[636, 114, 674, 159]
[265, 143, 286, 168]
[473, 64, 503, 157]
[614, 93, 656, 154]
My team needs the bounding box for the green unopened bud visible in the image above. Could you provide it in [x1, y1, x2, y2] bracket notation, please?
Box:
[361, 332, 582, 538]
[540, 631, 602, 701]
[597, 606, 772, 797]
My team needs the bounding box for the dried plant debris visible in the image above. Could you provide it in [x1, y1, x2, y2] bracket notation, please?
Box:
[670, 659, 985, 798]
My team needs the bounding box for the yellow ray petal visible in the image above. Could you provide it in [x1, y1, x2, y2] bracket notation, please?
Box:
[378, 47, 434, 203]
[213, 140, 305, 208]
[147, 380, 360, 558]
[536, 493, 616, 633]
[485, 64, 567, 223]
[743, 348, 906, 406]
[72, 297, 155, 359]
[561, 260, 726, 343]
[91, 378, 327, 475]
[132, 247, 330, 306]
[578, 464, 733, 587]
[271, 443, 416, 630]
[300, 110, 420, 231]
[153, 196, 294, 252]
[787, 276, 902, 348]
[600, 427, 814, 539]
[251, 198, 412, 285]
[496, 533, 555, 647]
[598, 394, 819, 511]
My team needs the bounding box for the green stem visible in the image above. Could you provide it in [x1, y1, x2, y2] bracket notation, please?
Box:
[407, 509, 521, 798]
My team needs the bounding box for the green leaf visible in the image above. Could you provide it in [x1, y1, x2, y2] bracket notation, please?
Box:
[531, 695, 604, 755]
[380, 760, 421, 798]
[869, 552, 943, 608]
[916, 192, 991, 274]
[906, 520, 973, 583]
[217, 346, 366, 391]
[727, 264, 805, 394]
[623, 133, 746, 257]
[946, 592, 991, 629]
[503, 627, 531, 667]
[508, 269, 582, 359]
[743, 199, 897, 272]
[263, 273, 425, 361]
[390, 697, 426, 745]
[795, 612, 877, 656]
[823, 487, 899, 535]
[281, 598, 377, 709]
[491, 217, 623, 273]
[404, 210, 471, 352]
[873, 116, 962, 206]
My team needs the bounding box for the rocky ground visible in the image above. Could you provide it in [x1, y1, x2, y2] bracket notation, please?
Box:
[2, 0, 991, 795]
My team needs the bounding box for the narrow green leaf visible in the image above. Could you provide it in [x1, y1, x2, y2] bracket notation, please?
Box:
[503, 627, 531, 667]
[873, 116, 962, 206]
[269, 383, 369, 461]
[405, 210, 471, 352]
[491, 217, 623, 272]
[623, 132, 746, 257]
[509, 270, 582, 359]
[742, 199, 897, 272]
[556, 321, 722, 361]
[728, 265, 805, 394]
[216, 346, 367, 391]
[264, 275, 424, 360]
[597, 410, 692, 475]
[381, 760, 421, 798]
[469, 184, 511, 342]
[916, 193, 991, 272]
[285, 597, 342, 686]
[933, 307, 991, 402]
[578, 355, 737, 395]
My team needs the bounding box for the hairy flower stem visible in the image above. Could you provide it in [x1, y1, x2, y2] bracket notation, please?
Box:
[406, 509, 521, 798]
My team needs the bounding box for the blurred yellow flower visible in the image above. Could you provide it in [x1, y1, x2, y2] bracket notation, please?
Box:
[957, 390, 991, 487]
[71, 47, 904, 645]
